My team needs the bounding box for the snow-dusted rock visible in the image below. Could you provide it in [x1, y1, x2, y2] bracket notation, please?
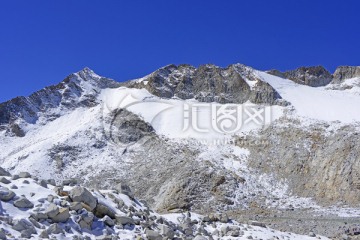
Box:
[115, 215, 135, 225]
[94, 202, 116, 219]
[46, 223, 64, 234]
[145, 229, 162, 240]
[69, 186, 97, 211]
[0, 178, 10, 184]
[45, 203, 59, 218]
[18, 172, 31, 178]
[51, 207, 70, 223]
[13, 197, 34, 208]
[0, 167, 10, 177]
[0, 187, 15, 202]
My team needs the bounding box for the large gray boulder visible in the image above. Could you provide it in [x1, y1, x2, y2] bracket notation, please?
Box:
[45, 203, 59, 218]
[0, 187, 15, 202]
[13, 197, 34, 208]
[115, 215, 135, 225]
[47, 223, 64, 234]
[51, 207, 70, 223]
[145, 229, 162, 240]
[69, 186, 97, 210]
[11, 219, 36, 234]
[159, 224, 175, 239]
[94, 202, 116, 219]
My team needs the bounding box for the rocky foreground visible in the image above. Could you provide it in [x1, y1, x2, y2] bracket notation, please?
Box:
[0, 167, 330, 240]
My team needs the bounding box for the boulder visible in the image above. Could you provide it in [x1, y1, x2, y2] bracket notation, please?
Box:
[39, 230, 49, 238]
[0, 167, 10, 177]
[219, 213, 229, 223]
[12, 219, 36, 234]
[51, 207, 70, 223]
[21, 229, 35, 239]
[11, 175, 19, 180]
[69, 202, 83, 211]
[45, 203, 59, 218]
[0, 187, 15, 202]
[18, 172, 31, 178]
[115, 215, 135, 225]
[69, 186, 97, 211]
[47, 223, 64, 234]
[94, 202, 116, 219]
[31, 212, 48, 222]
[0, 177, 10, 184]
[145, 229, 162, 240]
[103, 215, 115, 227]
[39, 180, 48, 188]
[77, 211, 94, 230]
[13, 197, 34, 208]
[160, 224, 175, 239]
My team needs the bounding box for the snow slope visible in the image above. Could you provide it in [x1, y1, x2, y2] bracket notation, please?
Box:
[258, 71, 360, 123]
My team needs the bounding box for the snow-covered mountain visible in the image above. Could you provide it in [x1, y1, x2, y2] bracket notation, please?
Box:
[1, 64, 360, 239]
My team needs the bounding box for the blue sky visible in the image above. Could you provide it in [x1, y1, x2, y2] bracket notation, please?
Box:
[0, 1, 359, 102]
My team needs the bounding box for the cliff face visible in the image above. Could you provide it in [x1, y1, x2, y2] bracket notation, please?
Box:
[124, 64, 283, 105]
[267, 66, 333, 87]
[332, 66, 360, 83]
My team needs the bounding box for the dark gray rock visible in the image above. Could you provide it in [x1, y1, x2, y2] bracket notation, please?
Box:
[0, 187, 15, 202]
[267, 66, 333, 87]
[0, 167, 10, 177]
[124, 64, 282, 105]
[13, 197, 34, 208]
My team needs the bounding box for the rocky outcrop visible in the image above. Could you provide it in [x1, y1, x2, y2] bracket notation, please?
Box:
[332, 66, 360, 83]
[124, 64, 283, 105]
[0, 68, 121, 137]
[244, 121, 360, 206]
[267, 66, 333, 87]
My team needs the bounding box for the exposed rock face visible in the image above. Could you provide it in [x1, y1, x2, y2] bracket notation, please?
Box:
[124, 64, 283, 105]
[332, 66, 360, 82]
[108, 109, 155, 146]
[267, 66, 333, 87]
[0, 68, 121, 137]
[244, 121, 360, 206]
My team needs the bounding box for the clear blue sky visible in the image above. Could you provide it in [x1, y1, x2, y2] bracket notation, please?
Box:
[1, 1, 359, 102]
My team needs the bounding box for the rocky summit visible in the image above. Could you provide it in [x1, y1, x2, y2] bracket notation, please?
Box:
[0, 63, 360, 239]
